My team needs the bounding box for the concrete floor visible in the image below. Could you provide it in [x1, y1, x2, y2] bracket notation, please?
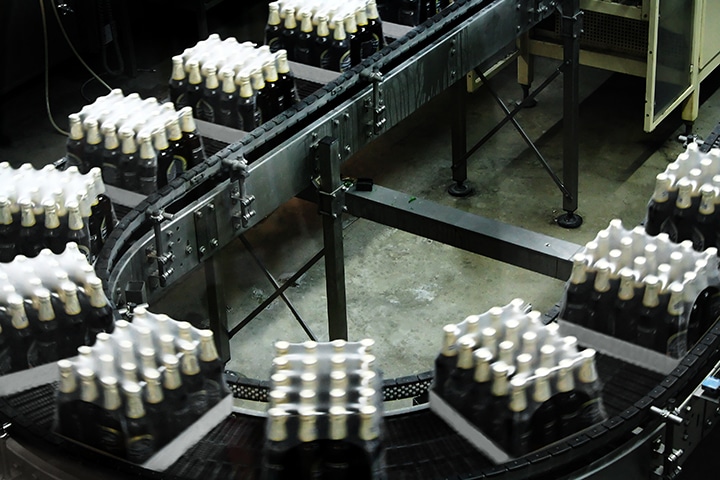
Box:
[2, 1, 720, 415]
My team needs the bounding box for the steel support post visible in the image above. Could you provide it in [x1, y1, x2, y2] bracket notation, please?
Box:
[205, 254, 231, 363]
[448, 79, 473, 197]
[318, 137, 348, 340]
[557, 0, 583, 228]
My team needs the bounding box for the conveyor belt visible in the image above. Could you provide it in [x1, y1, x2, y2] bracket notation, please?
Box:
[0, 351, 675, 479]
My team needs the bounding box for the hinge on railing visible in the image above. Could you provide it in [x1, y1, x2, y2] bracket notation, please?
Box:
[225, 156, 256, 230]
[362, 68, 386, 137]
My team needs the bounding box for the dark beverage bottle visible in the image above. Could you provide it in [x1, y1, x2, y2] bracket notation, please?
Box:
[433, 324, 458, 395]
[118, 127, 139, 191]
[664, 178, 695, 244]
[324, 406, 351, 478]
[466, 348, 493, 425]
[18, 199, 43, 258]
[185, 61, 203, 117]
[355, 7, 375, 62]
[265, 60, 288, 118]
[576, 349, 606, 428]
[100, 123, 121, 187]
[82, 118, 103, 173]
[7, 295, 33, 372]
[142, 368, 169, 447]
[661, 282, 688, 357]
[636, 275, 663, 351]
[344, 13, 361, 67]
[66, 201, 92, 260]
[297, 408, 322, 479]
[27, 288, 59, 366]
[164, 117, 189, 182]
[359, 405, 381, 476]
[314, 15, 332, 69]
[180, 341, 210, 418]
[152, 127, 173, 189]
[645, 173, 675, 236]
[0, 196, 18, 262]
[276, 50, 299, 107]
[84, 276, 115, 345]
[555, 359, 584, 437]
[178, 106, 205, 168]
[77, 368, 103, 444]
[196, 65, 219, 123]
[169, 55, 188, 108]
[237, 74, 263, 131]
[265, 2, 283, 52]
[530, 367, 558, 449]
[398, 0, 420, 26]
[162, 355, 193, 437]
[90, 167, 116, 246]
[56, 359, 82, 439]
[281, 7, 298, 60]
[614, 268, 640, 341]
[136, 132, 158, 195]
[265, 407, 289, 479]
[586, 259, 615, 333]
[294, 12, 315, 64]
[66, 113, 85, 169]
[693, 184, 718, 251]
[98, 376, 127, 458]
[485, 362, 511, 446]
[559, 253, 593, 326]
[443, 336, 476, 410]
[60, 282, 87, 358]
[122, 382, 156, 463]
[367, 0, 385, 53]
[328, 18, 352, 72]
[217, 68, 240, 129]
[508, 377, 532, 456]
[251, 68, 272, 125]
[198, 330, 227, 406]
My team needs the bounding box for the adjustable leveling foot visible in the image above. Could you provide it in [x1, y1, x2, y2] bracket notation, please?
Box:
[556, 211, 583, 229]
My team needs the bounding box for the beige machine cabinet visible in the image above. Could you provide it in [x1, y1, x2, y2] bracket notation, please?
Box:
[520, 0, 720, 132]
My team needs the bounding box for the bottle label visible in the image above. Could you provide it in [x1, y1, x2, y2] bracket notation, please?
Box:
[360, 40, 375, 60]
[78, 243, 92, 261]
[196, 99, 215, 123]
[338, 51, 352, 73]
[100, 216, 108, 243]
[371, 33, 381, 53]
[167, 155, 188, 183]
[295, 47, 312, 64]
[320, 50, 331, 70]
[102, 163, 119, 186]
[126, 434, 155, 463]
[99, 425, 124, 453]
[666, 330, 688, 358]
[267, 37, 281, 53]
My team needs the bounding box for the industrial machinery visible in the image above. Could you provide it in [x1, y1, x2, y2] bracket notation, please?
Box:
[2, 0, 720, 478]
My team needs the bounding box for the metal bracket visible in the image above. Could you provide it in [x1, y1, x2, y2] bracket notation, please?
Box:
[193, 202, 220, 260]
[225, 157, 256, 230]
[362, 68, 386, 137]
[560, 10, 583, 40]
[146, 209, 175, 288]
[318, 183, 348, 219]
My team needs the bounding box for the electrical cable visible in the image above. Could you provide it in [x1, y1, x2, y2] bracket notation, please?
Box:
[48, 0, 113, 91]
[39, 0, 69, 136]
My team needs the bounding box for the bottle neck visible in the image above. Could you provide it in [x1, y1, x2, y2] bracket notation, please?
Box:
[0, 201, 11, 225]
[145, 374, 164, 404]
[263, 64, 279, 83]
[569, 256, 587, 285]
[63, 287, 82, 315]
[20, 204, 35, 227]
[120, 133, 137, 154]
[699, 189, 716, 215]
[457, 340, 474, 369]
[80, 376, 99, 403]
[104, 129, 120, 150]
[642, 280, 660, 308]
[181, 347, 201, 376]
[59, 367, 77, 394]
[9, 300, 30, 330]
[317, 18, 330, 37]
[617, 273, 635, 301]
[533, 372, 552, 402]
[68, 115, 84, 141]
[556, 364, 575, 393]
[491, 367, 509, 396]
[578, 351, 599, 385]
[509, 380, 528, 412]
[199, 333, 220, 362]
[167, 120, 183, 141]
[652, 174, 671, 202]
[180, 110, 198, 134]
[251, 71, 266, 90]
[333, 20, 347, 41]
[667, 285, 685, 316]
[125, 389, 146, 419]
[676, 181, 693, 209]
[367, 1, 380, 20]
[44, 205, 60, 229]
[268, 6, 281, 26]
[440, 325, 458, 357]
[103, 380, 122, 410]
[284, 10, 297, 29]
[268, 410, 288, 442]
[88, 280, 109, 309]
[239, 78, 254, 98]
[593, 266, 611, 293]
[139, 136, 156, 160]
[329, 407, 348, 440]
[298, 412, 318, 442]
[86, 124, 102, 146]
[164, 362, 183, 390]
[38, 294, 55, 322]
[188, 63, 202, 85]
[205, 69, 219, 89]
[345, 15, 358, 34]
[68, 206, 84, 231]
[300, 14, 313, 33]
[221, 72, 236, 94]
[359, 406, 379, 441]
[356, 8, 369, 27]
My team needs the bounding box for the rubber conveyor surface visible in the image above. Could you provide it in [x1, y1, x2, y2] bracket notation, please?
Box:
[0, 353, 663, 479]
